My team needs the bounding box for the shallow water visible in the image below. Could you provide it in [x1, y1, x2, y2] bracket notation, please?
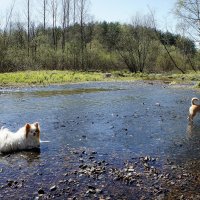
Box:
[0, 81, 200, 199]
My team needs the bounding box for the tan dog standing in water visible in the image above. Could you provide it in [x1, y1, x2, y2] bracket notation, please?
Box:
[188, 97, 200, 122]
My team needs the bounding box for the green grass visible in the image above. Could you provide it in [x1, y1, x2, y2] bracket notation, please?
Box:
[0, 70, 200, 87]
[0, 70, 104, 86]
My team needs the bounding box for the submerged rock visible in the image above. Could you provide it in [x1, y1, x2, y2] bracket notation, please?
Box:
[50, 185, 57, 191]
[38, 188, 45, 195]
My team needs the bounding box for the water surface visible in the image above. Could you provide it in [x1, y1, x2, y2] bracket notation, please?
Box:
[0, 81, 200, 199]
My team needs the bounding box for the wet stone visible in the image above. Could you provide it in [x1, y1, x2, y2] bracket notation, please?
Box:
[86, 189, 96, 194]
[88, 185, 96, 190]
[50, 185, 57, 191]
[38, 188, 45, 195]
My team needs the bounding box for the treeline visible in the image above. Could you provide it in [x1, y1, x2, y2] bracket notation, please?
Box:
[0, 1, 198, 73]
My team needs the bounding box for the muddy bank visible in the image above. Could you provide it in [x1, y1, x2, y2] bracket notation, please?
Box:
[0, 81, 200, 199]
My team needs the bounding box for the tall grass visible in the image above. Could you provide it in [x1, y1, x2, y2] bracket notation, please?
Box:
[0, 71, 105, 86]
[0, 70, 200, 87]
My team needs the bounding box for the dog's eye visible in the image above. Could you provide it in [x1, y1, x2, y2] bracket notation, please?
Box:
[33, 130, 39, 136]
[30, 131, 37, 136]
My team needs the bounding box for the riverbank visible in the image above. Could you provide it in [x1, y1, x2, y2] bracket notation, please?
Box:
[0, 70, 200, 88]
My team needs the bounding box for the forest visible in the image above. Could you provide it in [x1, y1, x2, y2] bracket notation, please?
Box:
[0, 0, 198, 74]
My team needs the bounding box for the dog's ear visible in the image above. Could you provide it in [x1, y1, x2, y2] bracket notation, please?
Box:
[35, 122, 39, 128]
[34, 122, 40, 140]
[25, 123, 31, 138]
[35, 122, 40, 130]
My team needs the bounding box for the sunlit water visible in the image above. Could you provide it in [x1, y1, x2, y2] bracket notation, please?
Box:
[0, 81, 200, 198]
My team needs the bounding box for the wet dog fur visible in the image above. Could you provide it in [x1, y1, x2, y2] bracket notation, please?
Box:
[0, 122, 40, 153]
[188, 98, 200, 122]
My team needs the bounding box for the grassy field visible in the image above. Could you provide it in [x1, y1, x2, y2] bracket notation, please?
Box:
[0, 71, 104, 86]
[0, 70, 200, 87]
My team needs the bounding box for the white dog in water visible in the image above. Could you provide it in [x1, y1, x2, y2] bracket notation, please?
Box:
[0, 122, 40, 153]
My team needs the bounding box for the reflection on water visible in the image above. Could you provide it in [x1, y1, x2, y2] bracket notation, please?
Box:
[186, 123, 193, 138]
[0, 150, 40, 165]
[24, 88, 113, 97]
[186, 122, 200, 139]
[0, 87, 117, 98]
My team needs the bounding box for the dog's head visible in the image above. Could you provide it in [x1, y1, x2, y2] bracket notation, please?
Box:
[25, 122, 40, 144]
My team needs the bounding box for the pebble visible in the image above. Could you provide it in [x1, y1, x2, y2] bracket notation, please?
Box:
[171, 165, 177, 170]
[50, 185, 57, 191]
[38, 188, 45, 195]
[86, 189, 96, 194]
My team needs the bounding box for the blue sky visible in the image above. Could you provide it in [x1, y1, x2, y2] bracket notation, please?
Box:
[0, 0, 177, 31]
[90, 0, 177, 30]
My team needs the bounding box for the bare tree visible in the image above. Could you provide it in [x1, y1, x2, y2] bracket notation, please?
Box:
[27, 0, 30, 56]
[176, 21, 197, 72]
[0, 0, 16, 72]
[72, 0, 77, 69]
[77, 0, 89, 69]
[117, 14, 156, 73]
[4, 0, 16, 32]
[132, 14, 155, 72]
[43, 0, 48, 31]
[30, 22, 37, 61]
[3, 0, 15, 46]
[149, 9, 185, 74]
[50, 0, 58, 50]
[174, 0, 200, 42]
[61, 0, 70, 53]
[73, 0, 76, 24]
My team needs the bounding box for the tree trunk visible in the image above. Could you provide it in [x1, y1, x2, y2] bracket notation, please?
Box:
[27, 0, 30, 57]
[51, 0, 57, 51]
[73, 0, 77, 69]
[43, 0, 47, 32]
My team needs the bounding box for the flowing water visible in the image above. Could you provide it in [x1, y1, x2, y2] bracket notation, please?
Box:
[0, 81, 200, 199]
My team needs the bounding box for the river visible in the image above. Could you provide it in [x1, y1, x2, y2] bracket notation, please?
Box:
[0, 81, 200, 199]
